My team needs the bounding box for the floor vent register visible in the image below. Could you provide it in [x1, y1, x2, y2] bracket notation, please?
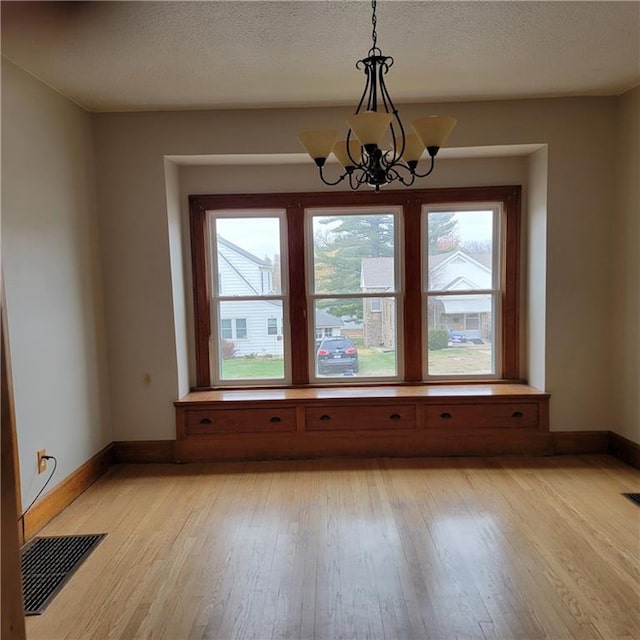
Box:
[21, 534, 106, 615]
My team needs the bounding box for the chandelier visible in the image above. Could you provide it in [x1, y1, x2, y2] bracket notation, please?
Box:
[298, 0, 456, 191]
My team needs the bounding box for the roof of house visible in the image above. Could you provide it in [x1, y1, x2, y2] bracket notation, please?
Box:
[361, 251, 491, 290]
[315, 309, 343, 328]
[429, 250, 491, 269]
[218, 235, 269, 267]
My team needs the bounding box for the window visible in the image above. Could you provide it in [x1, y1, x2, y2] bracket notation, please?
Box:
[424, 206, 501, 378]
[308, 209, 400, 380]
[189, 187, 520, 388]
[220, 318, 248, 340]
[204, 212, 287, 384]
[220, 319, 232, 340]
[267, 317, 278, 336]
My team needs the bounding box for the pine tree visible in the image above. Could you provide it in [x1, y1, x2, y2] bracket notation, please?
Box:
[314, 214, 394, 319]
[428, 212, 459, 254]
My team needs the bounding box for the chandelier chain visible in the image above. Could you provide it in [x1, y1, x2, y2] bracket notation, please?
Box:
[371, 0, 378, 52]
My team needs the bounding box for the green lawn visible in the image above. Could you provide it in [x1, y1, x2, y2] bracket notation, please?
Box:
[220, 344, 492, 380]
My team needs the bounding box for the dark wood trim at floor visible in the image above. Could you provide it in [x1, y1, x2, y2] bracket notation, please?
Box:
[609, 432, 640, 469]
[113, 440, 175, 463]
[21, 443, 115, 541]
[551, 430, 610, 455]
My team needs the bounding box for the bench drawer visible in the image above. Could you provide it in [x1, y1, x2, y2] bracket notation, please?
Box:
[306, 405, 416, 431]
[185, 407, 297, 435]
[425, 402, 540, 429]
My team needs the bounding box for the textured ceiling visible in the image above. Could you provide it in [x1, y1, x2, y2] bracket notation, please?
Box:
[1, 1, 639, 112]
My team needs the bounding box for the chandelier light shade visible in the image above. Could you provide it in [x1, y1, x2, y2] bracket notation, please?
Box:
[298, 0, 457, 191]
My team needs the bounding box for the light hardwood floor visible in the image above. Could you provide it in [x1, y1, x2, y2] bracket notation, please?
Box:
[25, 455, 640, 640]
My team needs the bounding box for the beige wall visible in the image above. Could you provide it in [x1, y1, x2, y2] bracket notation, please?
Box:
[1, 61, 111, 508]
[613, 86, 640, 444]
[92, 96, 619, 440]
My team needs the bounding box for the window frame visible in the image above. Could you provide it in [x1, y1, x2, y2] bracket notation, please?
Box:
[205, 208, 290, 386]
[422, 204, 503, 380]
[305, 205, 403, 383]
[188, 187, 520, 390]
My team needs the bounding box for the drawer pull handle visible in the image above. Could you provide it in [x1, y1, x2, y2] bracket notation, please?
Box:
[512, 411, 523, 419]
[270, 416, 282, 423]
[199, 418, 213, 425]
[440, 412, 452, 419]
[320, 414, 331, 421]
[389, 413, 401, 420]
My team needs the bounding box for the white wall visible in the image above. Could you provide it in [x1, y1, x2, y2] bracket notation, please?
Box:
[613, 86, 640, 444]
[526, 147, 548, 392]
[1, 60, 111, 508]
[92, 96, 618, 440]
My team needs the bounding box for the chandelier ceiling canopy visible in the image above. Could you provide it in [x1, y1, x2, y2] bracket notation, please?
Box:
[298, 0, 456, 191]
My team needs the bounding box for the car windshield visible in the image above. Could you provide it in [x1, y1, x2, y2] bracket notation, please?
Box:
[320, 339, 352, 350]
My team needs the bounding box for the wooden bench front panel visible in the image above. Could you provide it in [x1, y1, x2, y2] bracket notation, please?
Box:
[425, 402, 540, 430]
[305, 404, 416, 431]
[185, 407, 297, 435]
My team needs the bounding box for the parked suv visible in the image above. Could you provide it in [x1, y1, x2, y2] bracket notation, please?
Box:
[316, 337, 359, 375]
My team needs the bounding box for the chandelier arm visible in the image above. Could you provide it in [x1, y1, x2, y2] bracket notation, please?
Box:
[345, 130, 363, 168]
[367, 62, 378, 111]
[348, 171, 365, 190]
[354, 59, 372, 115]
[377, 61, 405, 165]
[355, 170, 369, 186]
[392, 166, 417, 187]
[318, 165, 348, 186]
[385, 167, 403, 184]
[410, 155, 436, 178]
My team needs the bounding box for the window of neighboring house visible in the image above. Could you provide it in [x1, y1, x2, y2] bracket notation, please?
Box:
[189, 187, 520, 388]
[267, 317, 278, 335]
[220, 318, 233, 340]
[220, 318, 248, 340]
[235, 318, 248, 339]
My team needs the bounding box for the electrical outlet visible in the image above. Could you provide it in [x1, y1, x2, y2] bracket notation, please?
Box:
[37, 449, 47, 474]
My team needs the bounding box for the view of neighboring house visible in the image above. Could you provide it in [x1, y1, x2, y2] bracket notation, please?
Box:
[429, 251, 492, 340]
[361, 250, 493, 347]
[218, 237, 342, 356]
[315, 309, 343, 340]
[361, 257, 396, 348]
[218, 236, 284, 356]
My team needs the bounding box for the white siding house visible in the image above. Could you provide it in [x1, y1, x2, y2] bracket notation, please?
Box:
[217, 237, 284, 356]
[217, 237, 343, 356]
[428, 251, 492, 339]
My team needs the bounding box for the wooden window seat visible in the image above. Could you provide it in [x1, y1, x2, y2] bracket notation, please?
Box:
[175, 384, 550, 462]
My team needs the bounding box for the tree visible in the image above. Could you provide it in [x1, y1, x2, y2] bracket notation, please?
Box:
[428, 212, 459, 254]
[461, 239, 492, 255]
[314, 214, 394, 319]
